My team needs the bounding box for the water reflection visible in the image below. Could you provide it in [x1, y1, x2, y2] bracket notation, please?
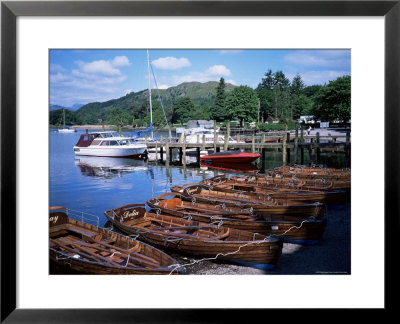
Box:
[74, 156, 147, 178]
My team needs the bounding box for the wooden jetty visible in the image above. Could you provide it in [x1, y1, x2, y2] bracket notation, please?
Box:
[144, 129, 351, 167]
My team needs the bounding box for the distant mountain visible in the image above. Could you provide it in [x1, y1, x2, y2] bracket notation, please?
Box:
[49, 103, 84, 111]
[74, 81, 236, 124]
[50, 104, 65, 111]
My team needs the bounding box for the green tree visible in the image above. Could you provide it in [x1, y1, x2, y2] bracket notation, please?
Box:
[171, 97, 195, 125]
[256, 87, 274, 122]
[290, 74, 305, 96]
[202, 103, 211, 120]
[143, 100, 170, 127]
[49, 109, 78, 126]
[210, 77, 227, 121]
[105, 107, 132, 127]
[225, 86, 259, 127]
[293, 94, 313, 118]
[312, 76, 351, 122]
[290, 74, 306, 120]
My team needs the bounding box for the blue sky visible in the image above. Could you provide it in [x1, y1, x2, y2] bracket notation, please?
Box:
[50, 49, 351, 107]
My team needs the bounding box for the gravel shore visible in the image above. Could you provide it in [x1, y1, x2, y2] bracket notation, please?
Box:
[173, 202, 351, 275]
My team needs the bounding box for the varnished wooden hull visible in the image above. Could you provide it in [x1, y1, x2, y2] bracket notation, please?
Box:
[171, 185, 325, 218]
[104, 205, 283, 269]
[49, 207, 180, 275]
[147, 196, 326, 245]
[201, 177, 347, 205]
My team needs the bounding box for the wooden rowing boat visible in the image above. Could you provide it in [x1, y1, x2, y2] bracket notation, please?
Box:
[200, 175, 347, 205]
[49, 206, 181, 274]
[146, 194, 326, 245]
[271, 165, 351, 181]
[147, 192, 319, 221]
[171, 184, 325, 218]
[104, 204, 283, 269]
[245, 173, 351, 191]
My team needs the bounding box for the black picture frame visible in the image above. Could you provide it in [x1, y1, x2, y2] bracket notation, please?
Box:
[1, 0, 398, 322]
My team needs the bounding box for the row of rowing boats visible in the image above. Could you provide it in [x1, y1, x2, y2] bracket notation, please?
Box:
[50, 165, 350, 275]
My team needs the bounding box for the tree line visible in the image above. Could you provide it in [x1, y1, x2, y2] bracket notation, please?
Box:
[50, 71, 350, 128]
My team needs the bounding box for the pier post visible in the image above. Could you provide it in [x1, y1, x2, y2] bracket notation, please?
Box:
[155, 141, 158, 162]
[224, 134, 228, 151]
[316, 132, 320, 164]
[300, 124, 304, 165]
[179, 147, 183, 164]
[202, 134, 206, 151]
[237, 134, 240, 143]
[145, 135, 148, 145]
[197, 134, 200, 144]
[286, 132, 291, 164]
[214, 120, 217, 153]
[345, 131, 351, 167]
[182, 135, 186, 167]
[252, 134, 255, 153]
[165, 139, 170, 167]
[294, 125, 299, 164]
[282, 133, 287, 166]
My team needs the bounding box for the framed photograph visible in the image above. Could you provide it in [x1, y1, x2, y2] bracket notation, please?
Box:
[1, 0, 398, 322]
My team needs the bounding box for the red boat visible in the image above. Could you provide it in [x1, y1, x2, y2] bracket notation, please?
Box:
[200, 162, 260, 173]
[201, 150, 260, 164]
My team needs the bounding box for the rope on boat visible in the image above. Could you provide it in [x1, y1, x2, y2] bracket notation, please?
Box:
[166, 216, 317, 275]
[50, 248, 104, 266]
[166, 236, 275, 275]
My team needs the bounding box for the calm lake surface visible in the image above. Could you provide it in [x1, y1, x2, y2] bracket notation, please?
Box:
[49, 129, 347, 228]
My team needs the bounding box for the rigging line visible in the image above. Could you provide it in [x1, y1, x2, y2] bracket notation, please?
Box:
[149, 62, 169, 128]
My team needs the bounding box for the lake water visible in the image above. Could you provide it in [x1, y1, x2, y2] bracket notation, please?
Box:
[49, 129, 347, 228]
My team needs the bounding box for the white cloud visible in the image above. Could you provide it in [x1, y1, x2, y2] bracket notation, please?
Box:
[205, 65, 232, 77]
[151, 57, 191, 70]
[157, 84, 170, 89]
[225, 79, 237, 85]
[50, 64, 66, 73]
[50, 56, 131, 106]
[112, 56, 131, 67]
[156, 64, 233, 87]
[296, 70, 350, 85]
[76, 60, 121, 76]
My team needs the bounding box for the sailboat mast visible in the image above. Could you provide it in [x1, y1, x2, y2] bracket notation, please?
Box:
[147, 50, 153, 138]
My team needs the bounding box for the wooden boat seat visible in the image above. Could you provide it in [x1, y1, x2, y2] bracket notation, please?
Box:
[66, 226, 98, 240]
[127, 220, 152, 227]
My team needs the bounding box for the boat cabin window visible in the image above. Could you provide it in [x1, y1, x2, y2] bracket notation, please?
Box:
[91, 139, 101, 146]
[100, 140, 119, 146]
[98, 133, 115, 138]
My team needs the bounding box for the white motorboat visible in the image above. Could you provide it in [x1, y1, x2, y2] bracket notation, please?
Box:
[73, 131, 147, 158]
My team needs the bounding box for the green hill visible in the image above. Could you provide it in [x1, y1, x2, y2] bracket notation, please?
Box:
[72, 81, 235, 124]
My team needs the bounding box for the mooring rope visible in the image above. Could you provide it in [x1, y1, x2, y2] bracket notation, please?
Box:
[166, 218, 312, 275]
